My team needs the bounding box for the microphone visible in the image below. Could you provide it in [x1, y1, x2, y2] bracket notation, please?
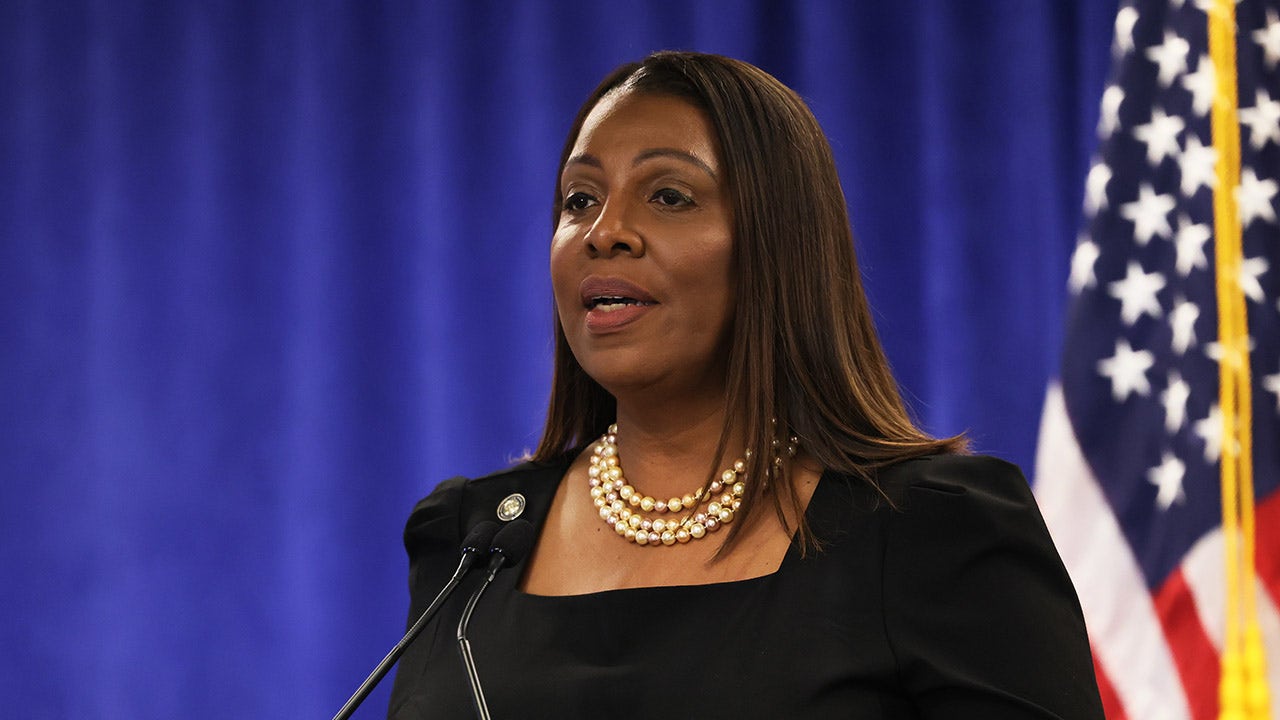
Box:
[456, 519, 536, 720]
[330, 521, 500, 720]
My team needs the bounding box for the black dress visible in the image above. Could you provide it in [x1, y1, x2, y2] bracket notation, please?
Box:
[386, 453, 1105, 719]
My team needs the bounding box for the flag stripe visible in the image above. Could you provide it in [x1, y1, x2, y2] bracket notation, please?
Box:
[1154, 568, 1221, 720]
[1092, 654, 1130, 720]
[1035, 383, 1192, 720]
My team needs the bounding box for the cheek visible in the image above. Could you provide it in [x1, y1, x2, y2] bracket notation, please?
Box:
[549, 231, 580, 314]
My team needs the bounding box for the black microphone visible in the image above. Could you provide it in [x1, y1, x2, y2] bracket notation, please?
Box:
[330, 521, 500, 720]
[456, 519, 536, 720]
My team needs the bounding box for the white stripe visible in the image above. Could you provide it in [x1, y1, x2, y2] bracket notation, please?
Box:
[1033, 383, 1192, 720]
[1181, 529, 1280, 719]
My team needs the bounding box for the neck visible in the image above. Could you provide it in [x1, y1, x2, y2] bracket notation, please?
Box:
[607, 397, 744, 502]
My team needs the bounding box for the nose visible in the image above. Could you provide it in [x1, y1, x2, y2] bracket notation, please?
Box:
[583, 196, 645, 258]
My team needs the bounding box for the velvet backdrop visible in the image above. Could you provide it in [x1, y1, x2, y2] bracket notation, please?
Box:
[1, 2, 1116, 717]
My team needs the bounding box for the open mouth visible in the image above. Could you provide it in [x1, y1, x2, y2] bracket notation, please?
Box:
[587, 296, 658, 311]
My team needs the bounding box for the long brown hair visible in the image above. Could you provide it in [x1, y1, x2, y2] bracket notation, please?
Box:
[533, 51, 965, 552]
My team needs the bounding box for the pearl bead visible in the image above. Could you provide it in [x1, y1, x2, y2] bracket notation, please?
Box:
[615, 521, 627, 535]
[721, 469, 736, 483]
[732, 482, 745, 496]
[606, 467, 621, 482]
[598, 507, 611, 520]
[635, 532, 649, 545]
[588, 465, 600, 478]
[733, 459, 746, 473]
[653, 518, 666, 533]
[648, 531, 661, 545]
[641, 519, 653, 531]
[667, 497, 683, 512]
[706, 518, 719, 531]
[689, 523, 706, 538]
[654, 499, 667, 512]
[661, 531, 676, 546]
[640, 497, 655, 512]
[719, 508, 733, 523]
[590, 487, 604, 499]
[710, 481, 723, 493]
[682, 494, 695, 508]
[707, 502, 722, 515]
[629, 495, 641, 507]
[629, 515, 642, 529]
[593, 497, 606, 508]
[676, 529, 691, 543]
[610, 500, 624, 513]
[624, 528, 636, 540]
[600, 444, 615, 457]
[619, 485, 633, 499]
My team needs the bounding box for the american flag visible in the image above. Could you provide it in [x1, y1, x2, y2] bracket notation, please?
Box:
[1034, 1, 1280, 719]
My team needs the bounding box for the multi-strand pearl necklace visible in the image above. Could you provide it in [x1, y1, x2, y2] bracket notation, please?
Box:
[587, 423, 797, 547]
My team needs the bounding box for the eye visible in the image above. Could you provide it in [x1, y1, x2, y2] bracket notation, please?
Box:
[651, 188, 693, 208]
[563, 191, 598, 212]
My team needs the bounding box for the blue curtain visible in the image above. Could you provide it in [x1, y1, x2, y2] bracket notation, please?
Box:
[1, 2, 1115, 717]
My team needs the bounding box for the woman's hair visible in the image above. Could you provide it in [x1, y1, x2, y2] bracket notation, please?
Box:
[532, 51, 965, 552]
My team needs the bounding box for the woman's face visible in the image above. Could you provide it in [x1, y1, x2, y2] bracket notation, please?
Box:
[551, 90, 735, 400]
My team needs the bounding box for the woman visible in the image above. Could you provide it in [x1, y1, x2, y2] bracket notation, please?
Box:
[387, 52, 1104, 719]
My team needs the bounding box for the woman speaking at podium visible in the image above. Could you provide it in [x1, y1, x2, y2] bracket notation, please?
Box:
[387, 51, 1104, 719]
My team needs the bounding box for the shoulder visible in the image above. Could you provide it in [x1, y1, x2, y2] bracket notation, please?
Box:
[870, 454, 1106, 715]
[872, 452, 1030, 503]
[854, 453, 1040, 527]
[403, 455, 571, 554]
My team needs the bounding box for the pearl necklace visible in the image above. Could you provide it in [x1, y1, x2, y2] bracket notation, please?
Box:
[587, 424, 796, 547]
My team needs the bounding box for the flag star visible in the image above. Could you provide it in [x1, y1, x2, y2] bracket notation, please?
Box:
[1178, 134, 1218, 196]
[1098, 338, 1155, 402]
[1120, 183, 1176, 244]
[1240, 256, 1269, 303]
[1206, 336, 1255, 369]
[1236, 168, 1279, 227]
[1239, 89, 1280, 150]
[1195, 0, 1243, 16]
[1173, 214, 1211, 276]
[1109, 261, 1166, 325]
[1069, 238, 1101, 293]
[1254, 8, 1280, 70]
[1146, 30, 1191, 87]
[1182, 54, 1216, 116]
[1263, 365, 1280, 413]
[1099, 85, 1125, 138]
[1085, 162, 1113, 215]
[1161, 371, 1191, 433]
[1193, 405, 1222, 463]
[1133, 108, 1185, 166]
[1170, 298, 1200, 354]
[1147, 452, 1186, 510]
[1115, 7, 1140, 56]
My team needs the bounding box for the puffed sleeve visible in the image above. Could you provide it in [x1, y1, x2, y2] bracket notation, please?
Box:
[881, 455, 1105, 719]
[386, 476, 468, 718]
[401, 476, 469, 620]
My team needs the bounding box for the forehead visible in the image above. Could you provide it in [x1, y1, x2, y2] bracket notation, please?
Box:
[570, 90, 721, 163]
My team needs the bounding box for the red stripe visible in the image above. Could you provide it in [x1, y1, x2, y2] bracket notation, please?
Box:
[1153, 568, 1220, 720]
[1091, 652, 1128, 720]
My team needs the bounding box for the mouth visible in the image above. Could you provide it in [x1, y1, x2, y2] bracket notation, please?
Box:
[586, 296, 658, 312]
[579, 276, 658, 310]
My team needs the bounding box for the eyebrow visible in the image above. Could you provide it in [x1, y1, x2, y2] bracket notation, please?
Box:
[564, 148, 718, 180]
